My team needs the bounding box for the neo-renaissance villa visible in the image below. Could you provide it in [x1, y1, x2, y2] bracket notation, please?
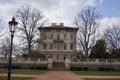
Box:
[37, 23, 78, 68]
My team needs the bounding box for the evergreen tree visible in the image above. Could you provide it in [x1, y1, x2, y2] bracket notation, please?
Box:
[90, 39, 109, 58]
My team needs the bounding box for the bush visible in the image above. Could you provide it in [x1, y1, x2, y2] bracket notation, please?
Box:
[4, 65, 21, 69]
[98, 67, 113, 71]
[70, 67, 88, 71]
[30, 66, 47, 70]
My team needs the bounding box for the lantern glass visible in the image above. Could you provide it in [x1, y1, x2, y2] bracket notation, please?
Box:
[8, 17, 18, 33]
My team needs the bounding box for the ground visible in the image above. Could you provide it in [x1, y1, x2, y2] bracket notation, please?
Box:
[35, 70, 83, 80]
[1, 70, 120, 80]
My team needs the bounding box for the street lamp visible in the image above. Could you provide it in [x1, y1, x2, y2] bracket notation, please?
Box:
[7, 17, 18, 80]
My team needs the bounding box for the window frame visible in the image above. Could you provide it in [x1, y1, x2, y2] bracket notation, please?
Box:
[64, 44, 67, 50]
[70, 44, 73, 50]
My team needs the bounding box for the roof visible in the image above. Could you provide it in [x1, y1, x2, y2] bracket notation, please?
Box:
[39, 25, 78, 30]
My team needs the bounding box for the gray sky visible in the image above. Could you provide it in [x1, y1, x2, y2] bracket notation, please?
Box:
[0, 0, 102, 28]
[0, 0, 120, 40]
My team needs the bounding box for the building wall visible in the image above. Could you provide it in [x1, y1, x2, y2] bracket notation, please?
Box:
[37, 24, 78, 62]
[38, 29, 77, 52]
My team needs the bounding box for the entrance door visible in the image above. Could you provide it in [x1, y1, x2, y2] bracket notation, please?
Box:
[52, 54, 65, 69]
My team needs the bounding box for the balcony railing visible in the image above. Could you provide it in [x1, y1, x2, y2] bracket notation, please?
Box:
[53, 38, 63, 42]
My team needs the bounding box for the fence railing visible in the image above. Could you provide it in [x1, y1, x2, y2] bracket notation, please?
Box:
[0, 57, 48, 61]
[71, 58, 120, 62]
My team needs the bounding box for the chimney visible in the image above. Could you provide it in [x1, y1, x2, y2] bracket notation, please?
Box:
[60, 23, 64, 26]
[51, 23, 57, 26]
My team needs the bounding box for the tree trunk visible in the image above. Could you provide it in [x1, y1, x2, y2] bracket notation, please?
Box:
[28, 43, 32, 59]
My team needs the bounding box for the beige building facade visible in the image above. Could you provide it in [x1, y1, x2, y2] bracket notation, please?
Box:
[37, 23, 78, 63]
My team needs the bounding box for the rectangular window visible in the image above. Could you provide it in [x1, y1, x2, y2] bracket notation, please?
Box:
[64, 34, 66, 39]
[50, 34, 53, 39]
[64, 54, 66, 60]
[70, 44, 73, 50]
[57, 34, 60, 40]
[70, 34, 73, 39]
[43, 43, 46, 49]
[64, 44, 67, 50]
[56, 44, 60, 50]
[50, 44, 53, 50]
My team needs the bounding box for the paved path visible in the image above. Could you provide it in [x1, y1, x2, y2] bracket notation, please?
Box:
[79, 76, 120, 79]
[35, 70, 84, 80]
[1, 71, 120, 80]
[0, 74, 37, 78]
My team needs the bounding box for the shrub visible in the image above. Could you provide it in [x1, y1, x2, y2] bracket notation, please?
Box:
[98, 67, 113, 71]
[70, 67, 88, 71]
[30, 66, 47, 70]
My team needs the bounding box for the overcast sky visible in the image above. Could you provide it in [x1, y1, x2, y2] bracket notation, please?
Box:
[0, 0, 120, 37]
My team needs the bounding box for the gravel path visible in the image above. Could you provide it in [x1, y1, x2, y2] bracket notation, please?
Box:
[35, 70, 84, 80]
[1, 71, 120, 80]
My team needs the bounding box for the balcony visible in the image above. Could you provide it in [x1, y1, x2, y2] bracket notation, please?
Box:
[54, 38, 63, 42]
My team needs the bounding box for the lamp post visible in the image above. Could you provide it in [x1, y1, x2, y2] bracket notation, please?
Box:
[7, 17, 18, 80]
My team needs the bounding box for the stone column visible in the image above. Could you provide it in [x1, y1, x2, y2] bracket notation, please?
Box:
[65, 59, 71, 69]
[48, 58, 52, 69]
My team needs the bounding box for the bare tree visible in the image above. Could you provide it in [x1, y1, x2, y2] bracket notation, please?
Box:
[0, 37, 20, 60]
[103, 25, 120, 69]
[0, 20, 2, 37]
[0, 20, 6, 38]
[16, 5, 48, 58]
[103, 24, 120, 54]
[74, 7, 100, 58]
[0, 37, 10, 60]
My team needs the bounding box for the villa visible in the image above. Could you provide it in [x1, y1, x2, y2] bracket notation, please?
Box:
[37, 23, 78, 68]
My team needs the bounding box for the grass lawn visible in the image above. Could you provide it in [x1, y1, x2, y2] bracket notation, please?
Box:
[74, 71, 120, 76]
[85, 78, 120, 80]
[0, 76, 33, 80]
[0, 69, 46, 75]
